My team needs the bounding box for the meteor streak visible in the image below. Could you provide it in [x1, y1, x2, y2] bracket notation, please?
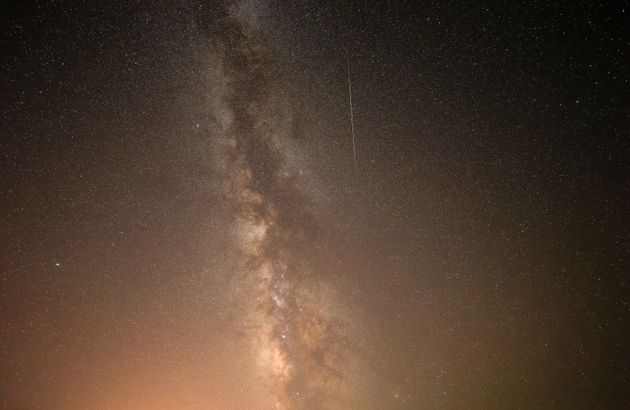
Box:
[347, 55, 357, 170]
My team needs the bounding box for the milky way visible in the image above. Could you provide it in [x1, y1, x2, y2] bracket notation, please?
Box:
[199, 2, 357, 407]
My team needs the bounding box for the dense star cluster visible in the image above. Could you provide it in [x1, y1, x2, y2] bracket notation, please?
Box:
[1, 1, 627, 409]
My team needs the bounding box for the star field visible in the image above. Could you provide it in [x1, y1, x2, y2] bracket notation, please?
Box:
[1, 1, 627, 409]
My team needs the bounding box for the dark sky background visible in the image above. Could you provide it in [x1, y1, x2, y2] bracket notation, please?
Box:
[1, 1, 627, 409]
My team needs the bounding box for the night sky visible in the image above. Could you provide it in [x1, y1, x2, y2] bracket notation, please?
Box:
[1, 1, 627, 409]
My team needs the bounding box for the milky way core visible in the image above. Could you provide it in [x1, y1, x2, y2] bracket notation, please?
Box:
[202, 3, 359, 408]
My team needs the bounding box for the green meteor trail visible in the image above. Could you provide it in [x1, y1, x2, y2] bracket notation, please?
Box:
[347, 55, 357, 170]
